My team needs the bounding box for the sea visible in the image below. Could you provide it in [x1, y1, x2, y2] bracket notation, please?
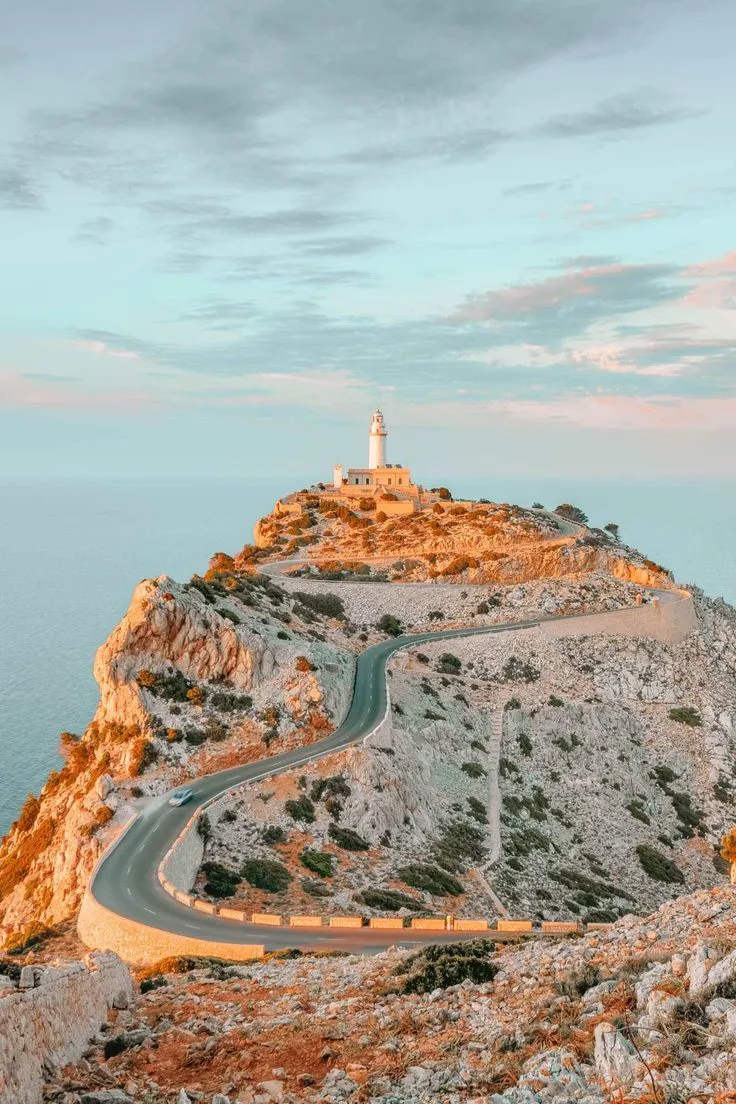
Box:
[1, 476, 734, 835]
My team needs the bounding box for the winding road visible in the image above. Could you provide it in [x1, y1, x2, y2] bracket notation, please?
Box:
[88, 598, 651, 953]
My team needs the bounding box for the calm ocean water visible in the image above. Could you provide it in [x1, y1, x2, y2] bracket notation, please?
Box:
[1, 476, 734, 834]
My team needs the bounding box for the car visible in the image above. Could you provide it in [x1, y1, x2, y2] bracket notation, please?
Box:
[168, 787, 193, 807]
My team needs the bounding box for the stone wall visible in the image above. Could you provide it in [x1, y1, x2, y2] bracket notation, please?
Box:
[77, 891, 264, 967]
[542, 590, 696, 646]
[160, 808, 204, 893]
[0, 951, 132, 1104]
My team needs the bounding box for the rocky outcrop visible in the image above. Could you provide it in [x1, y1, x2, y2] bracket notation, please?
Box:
[38, 886, 736, 1103]
[0, 951, 132, 1104]
[0, 571, 354, 946]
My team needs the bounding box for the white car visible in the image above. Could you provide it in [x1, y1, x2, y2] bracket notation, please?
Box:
[168, 787, 193, 807]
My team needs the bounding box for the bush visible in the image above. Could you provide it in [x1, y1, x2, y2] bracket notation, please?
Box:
[210, 690, 253, 712]
[427, 610, 444, 621]
[293, 591, 346, 620]
[555, 964, 601, 998]
[635, 844, 685, 884]
[555, 503, 589, 524]
[626, 800, 651, 826]
[263, 825, 287, 844]
[378, 613, 403, 636]
[501, 656, 540, 683]
[355, 888, 418, 911]
[311, 775, 351, 803]
[461, 761, 486, 780]
[300, 849, 335, 878]
[326, 823, 369, 851]
[439, 652, 462, 673]
[241, 858, 292, 893]
[668, 706, 702, 727]
[197, 813, 212, 842]
[432, 820, 487, 871]
[202, 861, 240, 898]
[467, 797, 488, 824]
[394, 941, 497, 994]
[130, 738, 158, 775]
[397, 863, 464, 897]
[517, 733, 533, 757]
[285, 795, 316, 823]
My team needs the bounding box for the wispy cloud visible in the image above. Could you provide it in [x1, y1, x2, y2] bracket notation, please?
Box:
[532, 91, 701, 140]
[0, 372, 152, 411]
[61, 339, 142, 360]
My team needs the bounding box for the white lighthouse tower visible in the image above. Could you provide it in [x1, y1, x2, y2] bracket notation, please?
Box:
[368, 409, 387, 469]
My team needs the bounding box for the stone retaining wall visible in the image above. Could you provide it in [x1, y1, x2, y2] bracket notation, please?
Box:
[542, 589, 696, 645]
[77, 891, 263, 968]
[0, 952, 132, 1104]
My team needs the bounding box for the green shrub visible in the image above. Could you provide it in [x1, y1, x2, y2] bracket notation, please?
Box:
[262, 825, 286, 844]
[302, 877, 334, 898]
[299, 849, 335, 878]
[241, 858, 292, 893]
[218, 608, 241, 625]
[432, 820, 486, 872]
[202, 861, 240, 898]
[184, 727, 207, 746]
[197, 813, 212, 842]
[285, 795, 316, 823]
[548, 695, 564, 707]
[635, 845, 685, 884]
[138, 668, 194, 702]
[328, 823, 370, 851]
[470, 739, 487, 753]
[517, 733, 533, 757]
[466, 797, 488, 824]
[355, 888, 418, 911]
[397, 863, 464, 897]
[670, 792, 705, 837]
[501, 657, 540, 683]
[311, 775, 351, 803]
[461, 761, 486, 780]
[668, 706, 702, 727]
[394, 940, 497, 994]
[626, 800, 651, 825]
[293, 591, 346, 620]
[439, 652, 462, 673]
[505, 696, 521, 710]
[378, 613, 403, 636]
[210, 690, 253, 713]
[555, 503, 589, 524]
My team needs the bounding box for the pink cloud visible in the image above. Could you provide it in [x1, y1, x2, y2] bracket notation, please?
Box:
[682, 247, 736, 309]
[489, 395, 736, 430]
[62, 339, 141, 360]
[0, 373, 152, 412]
[621, 208, 666, 222]
[452, 263, 627, 321]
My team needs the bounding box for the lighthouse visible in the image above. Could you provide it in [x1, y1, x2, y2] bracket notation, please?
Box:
[368, 409, 387, 469]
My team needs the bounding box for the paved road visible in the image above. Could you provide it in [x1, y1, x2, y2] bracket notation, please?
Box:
[90, 614, 575, 951]
[90, 588, 675, 953]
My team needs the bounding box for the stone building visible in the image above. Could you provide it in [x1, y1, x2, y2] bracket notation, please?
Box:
[333, 410, 418, 495]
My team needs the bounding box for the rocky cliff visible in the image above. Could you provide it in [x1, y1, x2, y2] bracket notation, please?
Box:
[0, 570, 355, 946]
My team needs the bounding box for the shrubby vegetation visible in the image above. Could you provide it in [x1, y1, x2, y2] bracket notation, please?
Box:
[394, 940, 497, 994]
[636, 844, 685, 884]
[293, 591, 346, 620]
[397, 863, 464, 897]
[285, 795, 316, 823]
[241, 858, 292, 893]
[299, 849, 335, 878]
[328, 823, 370, 851]
[668, 706, 702, 727]
[202, 861, 240, 898]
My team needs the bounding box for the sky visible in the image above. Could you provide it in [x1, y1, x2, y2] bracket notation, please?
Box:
[1, 0, 735, 482]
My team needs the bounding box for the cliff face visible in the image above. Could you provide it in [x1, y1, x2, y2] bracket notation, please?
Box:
[0, 570, 355, 946]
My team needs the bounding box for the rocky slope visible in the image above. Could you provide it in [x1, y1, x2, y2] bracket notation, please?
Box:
[0, 488, 731, 953]
[250, 491, 672, 588]
[28, 884, 736, 1103]
[0, 571, 355, 946]
[191, 586, 734, 924]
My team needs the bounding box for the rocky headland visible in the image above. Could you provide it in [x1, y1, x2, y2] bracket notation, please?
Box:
[1, 486, 735, 1102]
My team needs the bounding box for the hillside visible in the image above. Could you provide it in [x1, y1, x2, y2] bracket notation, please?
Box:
[9, 884, 736, 1103]
[0, 487, 732, 953]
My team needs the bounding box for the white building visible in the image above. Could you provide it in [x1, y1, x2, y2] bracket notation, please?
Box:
[332, 409, 416, 494]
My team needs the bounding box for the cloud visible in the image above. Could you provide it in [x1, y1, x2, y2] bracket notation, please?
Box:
[62, 338, 141, 360]
[0, 372, 151, 412]
[504, 180, 571, 197]
[449, 259, 682, 344]
[487, 395, 736, 430]
[683, 248, 736, 309]
[0, 166, 42, 209]
[533, 92, 699, 140]
[75, 216, 115, 244]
